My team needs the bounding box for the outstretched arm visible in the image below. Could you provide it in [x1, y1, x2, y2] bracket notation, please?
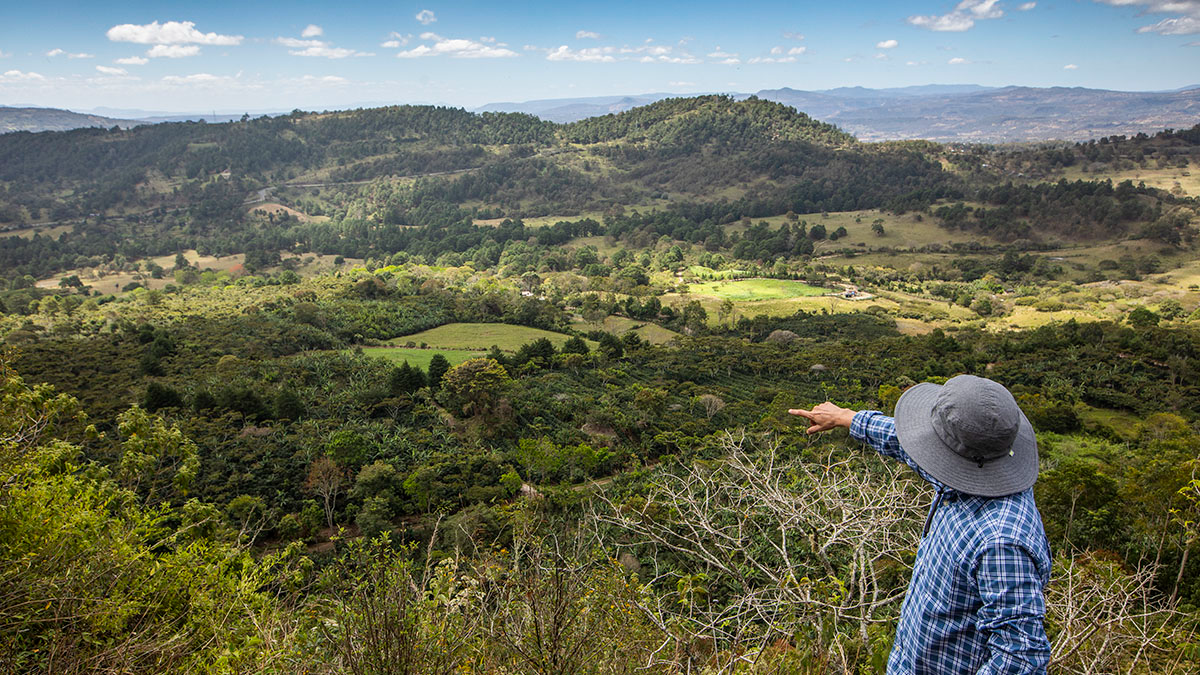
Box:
[790, 403, 938, 484]
[787, 402, 855, 434]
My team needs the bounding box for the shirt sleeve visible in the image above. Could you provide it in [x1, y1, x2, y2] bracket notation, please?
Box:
[849, 410, 940, 485]
[972, 540, 1051, 675]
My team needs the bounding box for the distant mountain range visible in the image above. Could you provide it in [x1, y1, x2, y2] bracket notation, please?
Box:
[0, 107, 256, 134]
[4, 83, 1199, 142]
[478, 85, 1200, 142]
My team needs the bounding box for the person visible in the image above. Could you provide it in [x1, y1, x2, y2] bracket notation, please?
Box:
[789, 374, 1051, 674]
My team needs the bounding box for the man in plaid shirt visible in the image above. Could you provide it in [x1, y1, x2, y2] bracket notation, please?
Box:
[790, 375, 1051, 674]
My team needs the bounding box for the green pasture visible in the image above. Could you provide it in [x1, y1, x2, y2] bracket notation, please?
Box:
[360, 347, 485, 370]
[722, 207, 1000, 250]
[569, 315, 682, 345]
[687, 278, 828, 300]
[1059, 165, 1199, 198]
[387, 322, 596, 352]
[688, 265, 749, 279]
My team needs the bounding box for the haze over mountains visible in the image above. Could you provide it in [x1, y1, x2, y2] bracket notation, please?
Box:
[4, 83, 1199, 142]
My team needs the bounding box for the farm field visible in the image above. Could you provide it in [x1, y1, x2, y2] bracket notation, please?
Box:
[1059, 165, 1199, 197]
[570, 315, 682, 345]
[722, 208, 1001, 250]
[359, 346, 485, 370]
[687, 278, 828, 300]
[387, 322, 597, 352]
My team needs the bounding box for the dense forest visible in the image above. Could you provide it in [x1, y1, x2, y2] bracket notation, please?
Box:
[3, 100, 1200, 672]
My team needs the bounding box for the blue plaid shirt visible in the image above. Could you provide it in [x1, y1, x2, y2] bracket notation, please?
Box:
[851, 411, 1051, 675]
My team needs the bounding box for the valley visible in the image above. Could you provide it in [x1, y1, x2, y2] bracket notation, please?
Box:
[2, 97, 1199, 673]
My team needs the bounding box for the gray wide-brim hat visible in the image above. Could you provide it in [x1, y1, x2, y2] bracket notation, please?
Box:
[894, 375, 1038, 497]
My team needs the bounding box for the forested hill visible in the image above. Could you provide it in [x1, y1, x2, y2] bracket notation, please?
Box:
[0, 95, 964, 278]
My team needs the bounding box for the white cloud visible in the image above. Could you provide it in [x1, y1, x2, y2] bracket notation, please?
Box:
[290, 46, 372, 58]
[397, 34, 517, 58]
[46, 48, 93, 59]
[1137, 16, 1200, 34]
[540, 42, 698, 64]
[783, 31, 805, 40]
[876, 39, 899, 49]
[300, 74, 347, 84]
[161, 73, 229, 85]
[95, 65, 127, 75]
[148, 44, 201, 58]
[276, 35, 372, 58]
[1018, 2, 1037, 10]
[106, 20, 243, 45]
[301, 24, 323, 38]
[1064, 63, 1079, 69]
[416, 9, 437, 25]
[669, 80, 695, 86]
[381, 32, 412, 48]
[948, 56, 970, 64]
[748, 56, 797, 63]
[906, 60, 929, 66]
[788, 46, 807, 55]
[116, 56, 149, 65]
[275, 38, 324, 48]
[1094, 1, 1200, 35]
[708, 48, 738, 58]
[1, 69, 46, 81]
[908, 0, 1005, 32]
[874, 52, 889, 60]
[547, 45, 617, 62]
[576, 30, 600, 39]
[770, 46, 783, 55]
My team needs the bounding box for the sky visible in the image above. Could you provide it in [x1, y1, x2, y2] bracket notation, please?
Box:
[0, 0, 1197, 114]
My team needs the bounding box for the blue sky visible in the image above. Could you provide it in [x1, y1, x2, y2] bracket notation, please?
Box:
[1, 1, 1197, 113]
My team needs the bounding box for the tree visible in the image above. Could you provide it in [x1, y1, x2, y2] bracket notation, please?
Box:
[305, 456, 345, 530]
[427, 354, 451, 390]
[697, 394, 726, 420]
[390, 361, 426, 395]
[226, 494, 266, 545]
[561, 335, 590, 354]
[1128, 307, 1159, 328]
[440, 358, 514, 418]
[274, 387, 305, 420]
[597, 332, 624, 360]
[142, 382, 182, 413]
[682, 300, 708, 334]
[116, 406, 200, 504]
[871, 219, 886, 236]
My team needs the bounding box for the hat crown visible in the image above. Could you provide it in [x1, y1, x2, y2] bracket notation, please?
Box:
[931, 375, 1021, 463]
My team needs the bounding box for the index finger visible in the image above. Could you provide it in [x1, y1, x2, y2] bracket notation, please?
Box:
[787, 408, 815, 420]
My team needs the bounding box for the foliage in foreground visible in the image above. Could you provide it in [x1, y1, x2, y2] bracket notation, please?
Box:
[2, 357, 1198, 673]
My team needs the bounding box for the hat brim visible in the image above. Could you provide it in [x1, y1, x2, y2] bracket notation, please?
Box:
[894, 382, 1039, 497]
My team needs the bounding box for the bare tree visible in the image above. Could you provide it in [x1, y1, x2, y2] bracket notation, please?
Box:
[588, 430, 926, 672]
[1046, 554, 1190, 674]
[696, 394, 726, 420]
[305, 456, 345, 530]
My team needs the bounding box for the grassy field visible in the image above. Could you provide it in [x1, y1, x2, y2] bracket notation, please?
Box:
[388, 322, 596, 352]
[1060, 166, 1199, 198]
[359, 347, 485, 370]
[687, 278, 828, 300]
[0, 223, 73, 240]
[569, 315, 683, 345]
[721, 208, 1000, 250]
[33, 250, 357, 294]
[688, 265, 749, 279]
